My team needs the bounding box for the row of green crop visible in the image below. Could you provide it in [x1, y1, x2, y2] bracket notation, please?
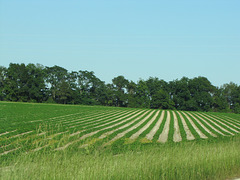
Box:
[0, 108, 138, 155]
[1, 108, 240, 158]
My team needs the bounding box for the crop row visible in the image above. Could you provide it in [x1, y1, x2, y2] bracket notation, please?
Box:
[1, 109, 240, 157]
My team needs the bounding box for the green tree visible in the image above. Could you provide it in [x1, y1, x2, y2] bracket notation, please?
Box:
[25, 64, 46, 102]
[212, 87, 229, 112]
[45, 66, 68, 103]
[126, 81, 137, 108]
[0, 66, 7, 101]
[146, 77, 170, 109]
[188, 77, 214, 111]
[135, 80, 150, 108]
[169, 77, 191, 110]
[112, 76, 129, 107]
[151, 89, 174, 109]
[222, 82, 240, 112]
[4, 63, 29, 101]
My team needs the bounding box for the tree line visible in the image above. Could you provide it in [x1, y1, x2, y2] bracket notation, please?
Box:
[0, 63, 240, 113]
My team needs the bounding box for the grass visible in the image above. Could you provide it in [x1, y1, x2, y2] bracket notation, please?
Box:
[1, 101, 240, 179]
[1, 135, 240, 180]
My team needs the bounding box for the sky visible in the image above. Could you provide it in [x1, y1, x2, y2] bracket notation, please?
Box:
[0, 0, 239, 87]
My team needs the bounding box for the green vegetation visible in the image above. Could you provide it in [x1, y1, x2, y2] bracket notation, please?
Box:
[1, 136, 240, 180]
[1, 63, 240, 113]
[0, 102, 240, 179]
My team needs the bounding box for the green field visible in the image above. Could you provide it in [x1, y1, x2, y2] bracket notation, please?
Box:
[0, 101, 240, 179]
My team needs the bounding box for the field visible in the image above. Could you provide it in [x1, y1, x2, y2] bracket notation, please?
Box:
[0, 101, 240, 179]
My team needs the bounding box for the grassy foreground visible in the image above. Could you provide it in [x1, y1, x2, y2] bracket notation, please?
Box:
[1, 135, 240, 180]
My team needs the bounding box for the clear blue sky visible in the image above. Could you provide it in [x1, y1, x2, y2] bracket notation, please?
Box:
[0, 0, 239, 86]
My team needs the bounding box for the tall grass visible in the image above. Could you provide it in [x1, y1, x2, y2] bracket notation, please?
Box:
[1, 135, 240, 180]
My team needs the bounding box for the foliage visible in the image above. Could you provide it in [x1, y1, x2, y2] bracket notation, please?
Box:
[0, 102, 240, 180]
[0, 63, 240, 113]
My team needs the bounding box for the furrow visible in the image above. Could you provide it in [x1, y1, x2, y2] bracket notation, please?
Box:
[31, 145, 49, 152]
[0, 147, 20, 156]
[172, 111, 182, 142]
[77, 110, 140, 133]
[55, 110, 146, 150]
[176, 111, 195, 141]
[9, 131, 33, 139]
[196, 113, 234, 135]
[26, 112, 83, 123]
[180, 112, 208, 139]
[47, 131, 69, 139]
[146, 111, 165, 140]
[104, 110, 154, 146]
[221, 115, 240, 125]
[130, 110, 160, 140]
[190, 113, 226, 136]
[65, 110, 120, 126]
[0, 130, 17, 137]
[185, 112, 217, 137]
[207, 114, 240, 130]
[99, 110, 147, 139]
[63, 110, 117, 126]
[158, 111, 171, 143]
[68, 110, 132, 130]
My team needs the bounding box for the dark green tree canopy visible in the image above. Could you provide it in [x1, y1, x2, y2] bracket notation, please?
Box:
[1, 63, 240, 114]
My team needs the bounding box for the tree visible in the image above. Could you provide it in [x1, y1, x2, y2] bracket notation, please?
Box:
[151, 89, 174, 109]
[222, 82, 240, 112]
[112, 76, 129, 107]
[25, 64, 46, 102]
[126, 81, 137, 108]
[0, 66, 7, 100]
[45, 66, 68, 103]
[212, 87, 229, 112]
[169, 77, 191, 110]
[135, 80, 150, 108]
[146, 77, 170, 109]
[188, 77, 214, 111]
[56, 79, 72, 104]
[4, 63, 29, 101]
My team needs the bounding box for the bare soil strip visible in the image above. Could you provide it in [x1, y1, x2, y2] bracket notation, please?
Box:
[103, 110, 155, 146]
[65, 110, 120, 126]
[0, 148, 19, 156]
[176, 111, 195, 141]
[47, 131, 69, 139]
[211, 114, 240, 127]
[196, 113, 234, 135]
[185, 112, 217, 137]
[62, 111, 115, 127]
[0, 143, 12, 149]
[69, 131, 83, 137]
[49, 112, 82, 120]
[158, 111, 171, 143]
[31, 145, 49, 152]
[99, 110, 147, 139]
[37, 132, 46, 136]
[146, 111, 165, 140]
[180, 112, 208, 139]
[79, 110, 140, 133]
[63, 112, 107, 125]
[9, 131, 33, 139]
[203, 113, 240, 132]
[172, 111, 182, 142]
[221, 115, 240, 124]
[32, 111, 134, 151]
[26, 112, 83, 123]
[129, 110, 160, 140]
[190, 113, 226, 136]
[0, 130, 17, 137]
[68, 110, 133, 129]
[55, 110, 146, 150]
